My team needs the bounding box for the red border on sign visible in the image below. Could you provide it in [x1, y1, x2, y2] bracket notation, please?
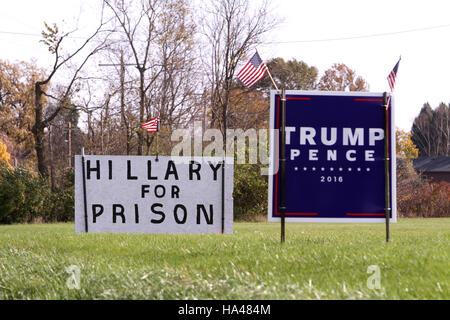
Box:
[346, 213, 386, 216]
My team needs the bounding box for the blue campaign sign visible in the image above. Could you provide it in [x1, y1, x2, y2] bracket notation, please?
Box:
[268, 91, 397, 223]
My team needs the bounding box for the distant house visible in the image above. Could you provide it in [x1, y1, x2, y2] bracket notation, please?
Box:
[412, 156, 450, 183]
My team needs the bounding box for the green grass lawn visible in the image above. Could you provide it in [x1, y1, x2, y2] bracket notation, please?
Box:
[0, 219, 448, 300]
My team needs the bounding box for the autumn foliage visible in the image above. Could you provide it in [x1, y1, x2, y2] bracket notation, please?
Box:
[0, 139, 11, 167]
[396, 159, 449, 218]
[398, 180, 450, 218]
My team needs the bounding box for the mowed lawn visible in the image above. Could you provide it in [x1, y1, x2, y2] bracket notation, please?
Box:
[0, 219, 448, 300]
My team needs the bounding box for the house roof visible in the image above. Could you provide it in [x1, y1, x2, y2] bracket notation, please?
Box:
[413, 156, 450, 172]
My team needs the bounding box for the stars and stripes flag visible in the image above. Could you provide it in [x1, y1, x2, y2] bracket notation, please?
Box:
[142, 115, 160, 132]
[236, 51, 268, 88]
[387, 57, 401, 92]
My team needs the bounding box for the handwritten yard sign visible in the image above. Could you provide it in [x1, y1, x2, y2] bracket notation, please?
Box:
[75, 156, 234, 233]
[268, 91, 397, 223]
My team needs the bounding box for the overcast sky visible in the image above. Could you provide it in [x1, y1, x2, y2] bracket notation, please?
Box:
[1, 0, 449, 131]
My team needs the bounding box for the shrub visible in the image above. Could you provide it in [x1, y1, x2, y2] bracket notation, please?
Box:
[0, 166, 74, 224]
[44, 188, 74, 222]
[0, 166, 50, 224]
[233, 163, 268, 219]
[399, 181, 450, 218]
[397, 159, 450, 217]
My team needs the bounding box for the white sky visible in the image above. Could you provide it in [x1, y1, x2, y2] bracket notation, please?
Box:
[1, 0, 450, 131]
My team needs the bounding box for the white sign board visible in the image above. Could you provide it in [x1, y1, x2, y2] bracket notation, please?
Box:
[75, 156, 234, 234]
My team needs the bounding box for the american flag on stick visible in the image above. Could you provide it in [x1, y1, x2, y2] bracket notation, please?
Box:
[387, 57, 401, 93]
[142, 115, 160, 132]
[236, 51, 269, 88]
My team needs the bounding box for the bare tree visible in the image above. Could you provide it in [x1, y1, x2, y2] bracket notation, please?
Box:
[201, 0, 278, 147]
[149, 0, 200, 153]
[433, 103, 450, 156]
[104, 0, 162, 155]
[411, 103, 450, 156]
[33, 10, 110, 177]
[103, 0, 202, 156]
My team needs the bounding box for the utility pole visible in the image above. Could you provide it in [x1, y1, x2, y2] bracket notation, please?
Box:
[68, 121, 72, 168]
[99, 54, 140, 155]
[119, 53, 129, 155]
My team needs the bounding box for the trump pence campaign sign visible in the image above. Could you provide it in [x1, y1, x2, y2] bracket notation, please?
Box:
[268, 91, 397, 223]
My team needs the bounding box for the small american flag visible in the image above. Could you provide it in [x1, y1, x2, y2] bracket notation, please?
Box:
[387, 58, 401, 92]
[142, 115, 160, 132]
[236, 52, 268, 88]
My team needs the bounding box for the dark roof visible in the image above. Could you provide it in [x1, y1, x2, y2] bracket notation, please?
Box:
[413, 156, 450, 172]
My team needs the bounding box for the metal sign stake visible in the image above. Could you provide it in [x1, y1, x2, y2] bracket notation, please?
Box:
[81, 148, 89, 233]
[383, 92, 391, 243]
[280, 89, 287, 243]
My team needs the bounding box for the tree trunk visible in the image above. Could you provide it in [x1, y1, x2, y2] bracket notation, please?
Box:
[48, 125, 55, 191]
[33, 83, 49, 178]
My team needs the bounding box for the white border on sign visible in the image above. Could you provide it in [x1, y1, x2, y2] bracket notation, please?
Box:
[267, 90, 397, 223]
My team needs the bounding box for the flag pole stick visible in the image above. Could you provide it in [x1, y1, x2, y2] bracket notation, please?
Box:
[266, 68, 279, 91]
[255, 48, 279, 91]
[383, 92, 391, 243]
[156, 119, 159, 162]
[221, 149, 225, 234]
[156, 132, 159, 161]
